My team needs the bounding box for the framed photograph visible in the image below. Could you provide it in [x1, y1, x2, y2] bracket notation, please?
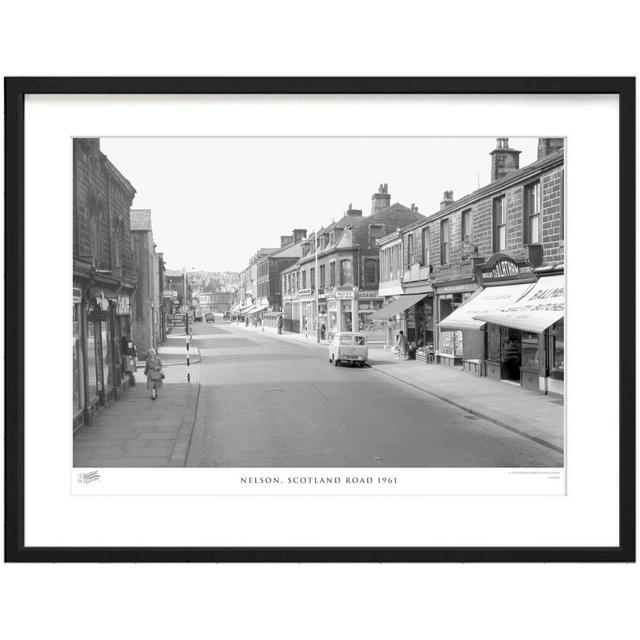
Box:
[5, 77, 635, 562]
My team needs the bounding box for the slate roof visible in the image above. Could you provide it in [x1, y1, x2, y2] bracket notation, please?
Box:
[130, 209, 153, 231]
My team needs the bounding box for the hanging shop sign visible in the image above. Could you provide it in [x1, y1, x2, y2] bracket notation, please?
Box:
[72, 287, 82, 304]
[116, 295, 130, 315]
[476, 253, 535, 286]
[95, 292, 110, 311]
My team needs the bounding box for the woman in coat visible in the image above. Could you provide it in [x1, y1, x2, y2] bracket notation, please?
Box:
[144, 348, 164, 400]
[395, 330, 409, 360]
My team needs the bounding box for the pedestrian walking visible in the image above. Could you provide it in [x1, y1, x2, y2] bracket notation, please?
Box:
[144, 348, 164, 400]
[395, 330, 409, 360]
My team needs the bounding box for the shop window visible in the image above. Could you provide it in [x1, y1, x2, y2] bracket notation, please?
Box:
[549, 319, 564, 379]
[524, 182, 541, 244]
[440, 219, 450, 265]
[339, 259, 352, 285]
[363, 259, 377, 286]
[493, 196, 506, 252]
[73, 307, 83, 413]
[422, 227, 431, 267]
[521, 331, 540, 369]
[487, 324, 501, 362]
[86, 320, 97, 399]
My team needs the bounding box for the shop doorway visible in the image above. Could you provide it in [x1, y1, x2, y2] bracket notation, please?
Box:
[500, 327, 522, 382]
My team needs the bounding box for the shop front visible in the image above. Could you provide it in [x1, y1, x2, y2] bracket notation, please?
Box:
[474, 271, 564, 395]
[72, 288, 85, 429]
[369, 292, 431, 351]
[435, 283, 478, 366]
[438, 280, 532, 375]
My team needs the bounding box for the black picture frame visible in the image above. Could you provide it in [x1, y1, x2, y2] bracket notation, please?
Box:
[4, 77, 635, 563]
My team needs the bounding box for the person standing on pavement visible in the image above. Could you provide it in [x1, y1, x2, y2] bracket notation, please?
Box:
[395, 330, 409, 360]
[144, 348, 164, 400]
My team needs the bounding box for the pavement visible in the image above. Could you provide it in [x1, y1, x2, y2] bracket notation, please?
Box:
[74, 364, 201, 468]
[234, 322, 564, 453]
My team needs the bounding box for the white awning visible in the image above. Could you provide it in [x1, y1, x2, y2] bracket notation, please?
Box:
[438, 283, 533, 331]
[248, 303, 269, 314]
[368, 293, 429, 321]
[473, 274, 564, 333]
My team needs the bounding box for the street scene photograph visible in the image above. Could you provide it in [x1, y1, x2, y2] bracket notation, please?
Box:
[72, 136, 565, 469]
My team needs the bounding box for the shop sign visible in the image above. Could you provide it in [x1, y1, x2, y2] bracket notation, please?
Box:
[297, 289, 312, 297]
[335, 289, 355, 299]
[163, 289, 178, 299]
[95, 292, 110, 311]
[358, 290, 378, 298]
[437, 283, 476, 294]
[116, 295, 130, 315]
[169, 313, 186, 327]
[476, 253, 533, 285]
[72, 287, 82, 304]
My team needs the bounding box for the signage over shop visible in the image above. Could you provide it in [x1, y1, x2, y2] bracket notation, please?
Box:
[169, 313, 186, 327]
[116, 295, 130, 315]
[476, 253, 534, 286]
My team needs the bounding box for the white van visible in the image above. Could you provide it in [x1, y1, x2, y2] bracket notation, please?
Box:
[328, 332, 368, 367]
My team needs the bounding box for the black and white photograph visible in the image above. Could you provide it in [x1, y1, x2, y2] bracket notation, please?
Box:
[72, 135, 565, 471]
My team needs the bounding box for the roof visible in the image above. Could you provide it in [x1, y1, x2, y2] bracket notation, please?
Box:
[402, 148, 565, 233]
[130, 209, 152, 231]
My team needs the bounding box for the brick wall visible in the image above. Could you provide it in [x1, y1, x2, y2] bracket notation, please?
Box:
[541, 168, 564, 263]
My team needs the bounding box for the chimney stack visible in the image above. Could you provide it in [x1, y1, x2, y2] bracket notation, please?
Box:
[439, 191, 454, 210]
[490, 138, 521, 181]
[280, 235, 293, 248]
[292, 228, 307, 244]
[537, 137, 564, 159]
[345, 202, 363, 217]
[371, 183, 391, 214]
[410, 203, 419, 212]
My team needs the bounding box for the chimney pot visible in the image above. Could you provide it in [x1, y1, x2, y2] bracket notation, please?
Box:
[371, 183, 391, 214]
[440, 190, 455, 210]
[537, 137, 564, 159]
[490, 138, 521, 181]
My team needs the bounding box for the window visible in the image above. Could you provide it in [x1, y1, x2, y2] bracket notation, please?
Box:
[329, 261, 336, 286]
[339, 259, 352, 285]
[422, 227, 431, 266]
[407, 233, 414, 264]
[369, 224, 385, 248]
[461, 209, 472, 243]
[310, 267, 315, 291]
[549, 319, 564, 378]
[363, 259, 377, 286]
[493, 196, 506, 251]
[302, 270, 307, 289]
[320, 264, 325, 287]
[524, 182, 541, 244]
[440, 219, 450, 265]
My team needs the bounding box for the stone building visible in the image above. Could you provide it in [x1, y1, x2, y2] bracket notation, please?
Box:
[281, 186, 425, 339]
[373, 137, 565, 395]
[130, 209, 163, 356]
[72, 138, 137, 430]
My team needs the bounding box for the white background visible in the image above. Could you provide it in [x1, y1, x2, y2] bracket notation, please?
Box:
[1, 2, 638, 639]
[28, 95, 606, 546]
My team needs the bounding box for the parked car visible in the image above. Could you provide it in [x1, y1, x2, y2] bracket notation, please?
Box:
[328, 332, 368, 367]
[194, 313, 203, 322]
[205, 313, 215, 323]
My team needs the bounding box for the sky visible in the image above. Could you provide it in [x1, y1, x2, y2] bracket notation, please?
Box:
[99, 137, 539, 273]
